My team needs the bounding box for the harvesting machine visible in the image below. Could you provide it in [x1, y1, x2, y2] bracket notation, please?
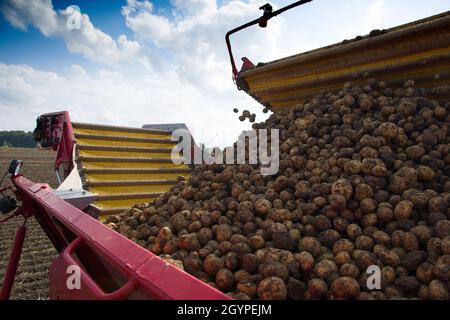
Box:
[1, 1, 450, 300]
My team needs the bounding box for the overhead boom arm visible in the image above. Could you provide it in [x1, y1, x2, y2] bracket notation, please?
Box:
[225, 0, 313, 82]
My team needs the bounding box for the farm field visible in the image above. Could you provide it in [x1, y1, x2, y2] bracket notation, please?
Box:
[0, 147, 58, 299]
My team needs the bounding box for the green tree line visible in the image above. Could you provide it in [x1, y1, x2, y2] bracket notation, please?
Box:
[0, 131, 36, 148]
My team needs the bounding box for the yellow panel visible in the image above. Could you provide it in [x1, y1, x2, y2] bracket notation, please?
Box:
[78, 150, 173, 158]
[249, 49, 450, 93]
[73, 127, 171, 139]
[95, 198, 159, 209]
[85, 172, 190, 182]
[81, 161, 189, 169]
[90, 184, 175, 195]
[76, 138, 175, 148]
[238, 11, 450, 109]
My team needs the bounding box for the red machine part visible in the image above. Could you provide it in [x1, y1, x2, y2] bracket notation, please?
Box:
[0, 225, 26, 300]
[6, 175, 230, 300]
[34, 111, 75, 178]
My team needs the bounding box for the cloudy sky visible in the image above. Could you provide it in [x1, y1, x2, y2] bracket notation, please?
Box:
[1, 0, 449, 147]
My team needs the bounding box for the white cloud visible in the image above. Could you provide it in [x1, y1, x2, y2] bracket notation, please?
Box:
[0, 63, 258, 147]
[122, 0, 283, 92]
[0, 0, 142, 64]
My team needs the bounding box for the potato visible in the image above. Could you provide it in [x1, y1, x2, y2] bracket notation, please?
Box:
[427, 280, 449, 300]
[330, 277, 360, 300]
[272, 230, 296, 251]
[353, 250, 378, 271]
[182, 254, 202, 274]
[297, 251, 315, 272]
[417, 166, 436, 181]
[339, 263, 360, 278]
[307, 278, 328, 299]
[401, 250, 427, 273]
[355, 235, 374, 251]
[215, 268, 234, 291]
[390, 167, 418, 194]
[215, 224, 233, 242]
[254, 199, 272, 215]
[258, 261, 289, 281]
[178, 233, 200, 252]
[402, 232, 419, 252]
[434, 220, 450, 239]
[314, 260, 338, 279]
[441, 236, 450, 254]
[354, 184, 374, 201]
[394, 200, 414, 220]
[347, 224, 363, 240]
[224, 252, 239, 271]
[248, 235, 266, 250]
[394, 276, 421, 295]
[218, 240, 232, 255]
[381, 266, 396, 285]
[298, 237, 322, 257]
[237, 281, 257, 299]
[234, 269, 251, 283]
[198, 228, 214, 246]
[257, 277, 288, 300]
[332, 239, 354, 255]
[379, 250, 401, 267]
[331, 179, 353, 200]
[203, 254, 224, 276]
[241, 253, 259, 273]
[328, 194, 347, 211]
[433, 255, 450, 282]
[416, 262, 435, 284]
[335, 251, 351, 266]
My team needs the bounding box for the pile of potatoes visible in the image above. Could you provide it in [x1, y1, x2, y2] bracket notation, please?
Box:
[108, 79, 450, 300]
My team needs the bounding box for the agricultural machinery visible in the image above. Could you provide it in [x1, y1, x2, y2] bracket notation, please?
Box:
[1, 1, 450, 300]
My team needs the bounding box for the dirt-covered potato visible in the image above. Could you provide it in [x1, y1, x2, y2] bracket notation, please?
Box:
[237, 281, 257, 299]
[203, 254, 224, 276]
[330, 277, 360, 300]
[241, 253, 259, 273]
[331, 179, 353, 200]
[427, 280, 449, 300]
[254, 199, 272, 215]
[257, 277, 288, 300]
[416, 262, 435, 284]
[178, 233, 200, 252]
[215, 268, 235, 291]
[433, 255, 450, 282]
[314, 260, 338, 279]
[298, 237, 322, 257]
[307, 278, 328, 299]
[215, 224, 233, 242]
[258, 261, 289, 281]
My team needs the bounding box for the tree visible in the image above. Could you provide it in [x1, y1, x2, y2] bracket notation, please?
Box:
[0, 131, 36, 148]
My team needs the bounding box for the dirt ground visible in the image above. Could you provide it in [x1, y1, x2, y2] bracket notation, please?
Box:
[0, 147, 58, 299]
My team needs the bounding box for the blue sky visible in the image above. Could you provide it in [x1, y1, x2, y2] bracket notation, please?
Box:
[1, 0, 449, 147]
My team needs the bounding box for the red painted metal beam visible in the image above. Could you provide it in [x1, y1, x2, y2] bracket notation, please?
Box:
[0, 225, 26, 300]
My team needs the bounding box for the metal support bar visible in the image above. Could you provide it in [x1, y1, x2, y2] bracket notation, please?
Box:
[0, 225, 27, 300]
[226, 0, 313, 80]
[55, 169, 62, 185]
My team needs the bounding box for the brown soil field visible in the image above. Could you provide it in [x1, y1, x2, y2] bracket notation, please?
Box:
[0, 147, 58, 299]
